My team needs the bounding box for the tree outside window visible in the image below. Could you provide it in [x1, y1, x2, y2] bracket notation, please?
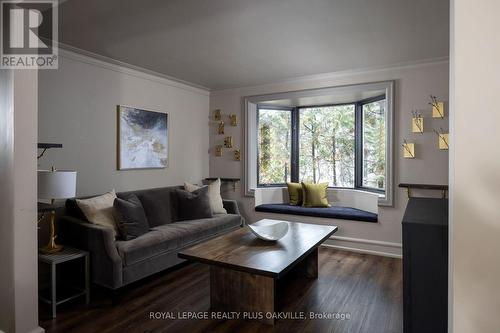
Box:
[257, 96, 386, 192]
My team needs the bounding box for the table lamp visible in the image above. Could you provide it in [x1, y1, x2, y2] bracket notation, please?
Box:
[38, 168, 77, 253]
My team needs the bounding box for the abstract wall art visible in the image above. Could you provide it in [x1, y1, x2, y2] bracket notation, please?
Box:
[117, 105, 168, 170]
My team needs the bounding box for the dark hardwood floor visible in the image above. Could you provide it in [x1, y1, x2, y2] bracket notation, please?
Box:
[39, 247, 402, 333]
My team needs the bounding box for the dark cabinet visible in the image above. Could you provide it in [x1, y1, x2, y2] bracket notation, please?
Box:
[402, 198, 448, 333]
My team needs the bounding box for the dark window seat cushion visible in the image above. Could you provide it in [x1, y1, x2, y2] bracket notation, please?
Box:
[255, 203, 378, 223]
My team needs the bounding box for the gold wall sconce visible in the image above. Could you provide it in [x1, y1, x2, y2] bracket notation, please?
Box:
[411, 110, 424, 133]
[214, 109, 221, 121]
[434, 128, 449, 150]
[230, 114, 237, 126]
[429, 95, 445, 118]
[215, 145, 223, 157]
[218, 121, 224, 135]
[402, 139, 415, 158]
[234, 149, 241, 161]
[224, 136, 233, 148]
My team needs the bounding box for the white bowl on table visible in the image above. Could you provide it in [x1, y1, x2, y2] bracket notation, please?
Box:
[248, 219, 289, 241]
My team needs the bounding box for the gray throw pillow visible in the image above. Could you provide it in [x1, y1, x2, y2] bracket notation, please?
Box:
[113, 194, 150, 240]
[175, 186, 213, 221]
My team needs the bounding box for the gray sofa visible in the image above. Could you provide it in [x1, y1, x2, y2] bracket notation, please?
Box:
[59, 186, 244, 291]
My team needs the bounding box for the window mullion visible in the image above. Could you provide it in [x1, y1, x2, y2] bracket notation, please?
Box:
[291, 107, 299, 183]
[355, 102, 363, 188]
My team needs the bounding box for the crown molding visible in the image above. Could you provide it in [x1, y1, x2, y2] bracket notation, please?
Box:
[54, 41, 448, 96]
[211, 56, 450, 96]
[56, 42, 210, 96]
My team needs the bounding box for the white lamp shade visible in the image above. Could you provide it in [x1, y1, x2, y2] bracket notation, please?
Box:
[38, 170, 77, 199]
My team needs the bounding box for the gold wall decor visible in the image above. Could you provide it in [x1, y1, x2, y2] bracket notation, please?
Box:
[215, 145, 223, 157]
[234, 149, 241, 161]
[434, 128, 449, 150]
[214, 109, 221, 121]
[429, 95, 445, 118]
[411, 110, 424, 133]
[224, 136, 233, 148]
[438, 133, 449, 150]
[230, 114, 237, 126]
[218, 121, 224, 135]
[402, 139, 415, 158]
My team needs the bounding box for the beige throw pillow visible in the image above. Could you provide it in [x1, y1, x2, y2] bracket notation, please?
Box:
[76, 190, 118, 237]
[184, 179, 227, 214]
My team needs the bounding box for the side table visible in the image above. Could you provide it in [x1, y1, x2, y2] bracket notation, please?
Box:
[38, 247, 90, 318]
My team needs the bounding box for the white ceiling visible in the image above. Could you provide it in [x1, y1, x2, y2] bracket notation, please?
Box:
[57, 0, 449, 90]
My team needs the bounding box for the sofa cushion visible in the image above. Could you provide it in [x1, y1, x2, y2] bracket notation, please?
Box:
[65, 198, 89, 221]
[184, 179, 227, 214]
[113, 194, 150, 240]
[255, 203, 378, 223]
[286, 182, 303, 206]
[117, 186, 180, 227]
[301, 182, 330, 207]
[175, 187, 213, 220]
[76, 190, 118, 237]
[115, 214, 242, 266]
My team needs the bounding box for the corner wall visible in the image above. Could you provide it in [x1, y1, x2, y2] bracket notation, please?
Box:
[209, 60, 449, 256]
[450, 0, 500, 331]
[38, 50, 210, 196]
[0, 69, 42, 333]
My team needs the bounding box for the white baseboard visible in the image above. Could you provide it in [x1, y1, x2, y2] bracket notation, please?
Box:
[322, 243, 402, 259]
[330, 235, 402, 248]
[323, 235, 402, 259]
[0, 326, 43, 333]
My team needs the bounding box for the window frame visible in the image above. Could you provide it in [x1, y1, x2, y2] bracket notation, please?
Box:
[256, 96, 386, 194]
[356, 95, 387, 194]
[244, 80, 395, 207]
[256, 105, 294, 187]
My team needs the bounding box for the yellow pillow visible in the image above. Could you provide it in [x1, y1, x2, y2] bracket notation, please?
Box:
[301, 182, 330, 207]
[286, 182, 303, 205]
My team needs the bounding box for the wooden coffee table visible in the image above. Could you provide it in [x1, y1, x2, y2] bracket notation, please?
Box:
[178, 219, 338, 325]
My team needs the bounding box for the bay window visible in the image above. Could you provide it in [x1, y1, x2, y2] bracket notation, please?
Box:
[246, 80, 394, 206]
[257, 96, 386, 193]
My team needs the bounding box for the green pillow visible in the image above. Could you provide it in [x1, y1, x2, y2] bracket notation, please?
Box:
[286, 182, 303, 205]
[302, 182, 331, 207]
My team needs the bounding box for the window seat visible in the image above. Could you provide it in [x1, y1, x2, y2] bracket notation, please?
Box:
[255, 203, 378, 223]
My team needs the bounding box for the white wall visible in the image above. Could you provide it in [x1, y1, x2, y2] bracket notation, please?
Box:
[209, 60, 449, 256]
[450, 0, 500, 331]
[0, 69, 43, 333]
[38, 50, 210, 196]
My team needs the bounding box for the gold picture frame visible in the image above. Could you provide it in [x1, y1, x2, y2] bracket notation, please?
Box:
[412, 117, 424, 133]
[224, 136, 233, 148]
[230, 114, 237, 126]
[234, 149, 241, 161]
[215, 145, 223, 157]
[214, 109, 221, 121]
[402, 141, 415, 158]
[438, 133, 449, 150]
[218, 121, 224, 135]
[432, 102, 445, 118]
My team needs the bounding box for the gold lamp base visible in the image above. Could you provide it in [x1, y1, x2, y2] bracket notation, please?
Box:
[40, 239, 64, 254]
[39, 210, 64, 254]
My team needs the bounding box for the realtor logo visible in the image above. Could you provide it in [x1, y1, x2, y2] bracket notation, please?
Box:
[1, 0, 58, 69]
